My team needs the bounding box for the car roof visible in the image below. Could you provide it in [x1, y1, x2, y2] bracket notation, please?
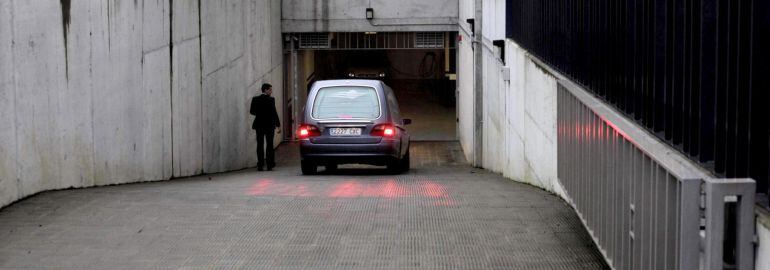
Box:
[312, 79, 384, 90]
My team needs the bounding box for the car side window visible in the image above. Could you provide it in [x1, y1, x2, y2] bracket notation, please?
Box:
[386, 89, 401, 123]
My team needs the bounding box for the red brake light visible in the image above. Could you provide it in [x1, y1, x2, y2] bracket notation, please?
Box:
[298, 125, 321, 139]
[371, 124, 396, 137]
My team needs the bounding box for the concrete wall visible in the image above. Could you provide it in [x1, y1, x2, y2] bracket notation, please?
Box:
[484, 40, 560, 194]
[456, 0, 475, 163]
[457, 0, 553, 182]
[282, 0, 458, 32]
[465, 36, 560, 193]
[759, 212, 770, 270]
[0, 0, 283, 209]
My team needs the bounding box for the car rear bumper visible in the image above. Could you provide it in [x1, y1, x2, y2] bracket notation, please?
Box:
[300, 139, 400, 165]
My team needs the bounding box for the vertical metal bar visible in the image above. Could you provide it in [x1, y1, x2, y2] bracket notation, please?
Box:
[291, 37, 299, 141]
[591, 114, 599, 233]
[578, 95, 583, 207]
[596, 117, 603, 248]
[611, 127, 619, 266]
[699, 0, 717, 164]
[658, 170, 673, 269]
[736, 182, 756, 270]
[623, 139, 632, 270]
[665, 174, 677, 270]
[678, 178, 701, 269]
[650, 163, 660, 269]
[632, 151, 645, 270]
[714, 0, 728, 174]
[654, 165, 666, 270]
[607, 124, 614, 259]
[704, 181, 725, 270]
[734, 0, 752, 178]
[639, 155, 644, 269]
[576, 92, 582, 210]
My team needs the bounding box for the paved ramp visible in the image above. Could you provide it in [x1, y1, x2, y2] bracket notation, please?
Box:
[0, 142, 606, 269]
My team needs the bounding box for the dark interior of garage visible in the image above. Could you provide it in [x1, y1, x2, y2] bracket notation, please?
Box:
[318, 49, 455, 141]
[289, 44, 457, 141]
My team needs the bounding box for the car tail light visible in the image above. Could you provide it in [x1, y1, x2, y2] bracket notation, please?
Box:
[371, 124, 396, 137]
[298, 124, 321, 139]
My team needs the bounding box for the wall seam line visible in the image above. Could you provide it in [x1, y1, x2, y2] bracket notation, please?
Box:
[169, 0, 174, 178]
[89, 1, 96, 187]
[198, 0, 204, 174]
[10, 0, 20, 197]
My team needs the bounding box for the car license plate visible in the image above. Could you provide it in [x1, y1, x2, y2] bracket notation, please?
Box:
[329, 128, 361, 136]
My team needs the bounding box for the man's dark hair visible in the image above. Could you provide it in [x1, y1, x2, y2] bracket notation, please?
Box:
[261, 83, 272, 92]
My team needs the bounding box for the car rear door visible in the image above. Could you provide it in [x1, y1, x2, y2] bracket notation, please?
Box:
[307, 85, 383, 144]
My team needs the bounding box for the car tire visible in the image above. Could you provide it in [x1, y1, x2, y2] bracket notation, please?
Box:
[301, 160, 317, 175]
[386, 159, 401, 174]
[325, 164, 338, 172]
[400, 150, 410, 172]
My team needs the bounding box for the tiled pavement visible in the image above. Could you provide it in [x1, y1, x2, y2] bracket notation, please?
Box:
[0, 142, 607, 269]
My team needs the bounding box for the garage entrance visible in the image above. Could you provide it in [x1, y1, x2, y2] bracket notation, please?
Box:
[283, 32, 458, 141]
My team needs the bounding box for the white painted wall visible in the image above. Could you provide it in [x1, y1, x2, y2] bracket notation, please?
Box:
[456, 0, 560, 193]
[282, 0, 458, 32]
[475, 40, 560, 194]
[456, 0, 475, 163]
[0, 0, 283, 209]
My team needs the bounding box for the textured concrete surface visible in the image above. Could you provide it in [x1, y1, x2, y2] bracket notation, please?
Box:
[0, 0, 283, 209]
[0, 142, 607, 269]
[281, 0, 458, 32]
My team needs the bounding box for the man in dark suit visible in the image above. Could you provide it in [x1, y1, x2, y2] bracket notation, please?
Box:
[250, 83, 281, 171]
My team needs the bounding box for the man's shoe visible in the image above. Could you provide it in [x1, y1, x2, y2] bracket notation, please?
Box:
[267, 166, 274, 171]
[257, 167, 264, 171]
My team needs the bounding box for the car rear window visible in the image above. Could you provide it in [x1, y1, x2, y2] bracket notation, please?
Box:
[312, 86, 380, 119]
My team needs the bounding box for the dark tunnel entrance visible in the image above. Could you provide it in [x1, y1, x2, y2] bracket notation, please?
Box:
[284, 32, 458, 141]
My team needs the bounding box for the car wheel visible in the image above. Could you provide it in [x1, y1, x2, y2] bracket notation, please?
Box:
[401, 150, 410, 172]
[301, 160, 317, 175]
[325, 164, 338, 172]
[386, 159, 401, 174]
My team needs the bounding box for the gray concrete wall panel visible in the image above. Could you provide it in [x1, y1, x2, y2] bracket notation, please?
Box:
[171, 0, 202, 178]
[12, 1, 67, 197]
[56, 0, 96, 190]
[0, 0, 18, 207]
[92, 0, 148, 185]
[281, 0, 458, 32]
[141, 48, 173, 181]
[0, 0, 282, 209]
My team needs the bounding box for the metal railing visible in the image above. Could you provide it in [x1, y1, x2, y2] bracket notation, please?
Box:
[507, 0, 769, 198]
[557, 79, 756, 269]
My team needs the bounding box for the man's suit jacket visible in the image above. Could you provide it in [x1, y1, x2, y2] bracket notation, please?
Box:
[250, 94, 280, 130]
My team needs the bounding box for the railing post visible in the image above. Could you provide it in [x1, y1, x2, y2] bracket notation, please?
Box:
[679, 178, 702, 270]
[703, 178, 756, 270]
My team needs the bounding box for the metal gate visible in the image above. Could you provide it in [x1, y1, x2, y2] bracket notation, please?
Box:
[292, 32, 456, 50]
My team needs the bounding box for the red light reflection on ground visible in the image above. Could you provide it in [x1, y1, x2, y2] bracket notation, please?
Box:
[420, 181, 447, 198]
[246, 178, 455, 205]
[247, 179, 275, 196]
[329, 181, 363, 198]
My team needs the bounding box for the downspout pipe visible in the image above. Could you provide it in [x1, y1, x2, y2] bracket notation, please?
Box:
[473, 0, 483, 167]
